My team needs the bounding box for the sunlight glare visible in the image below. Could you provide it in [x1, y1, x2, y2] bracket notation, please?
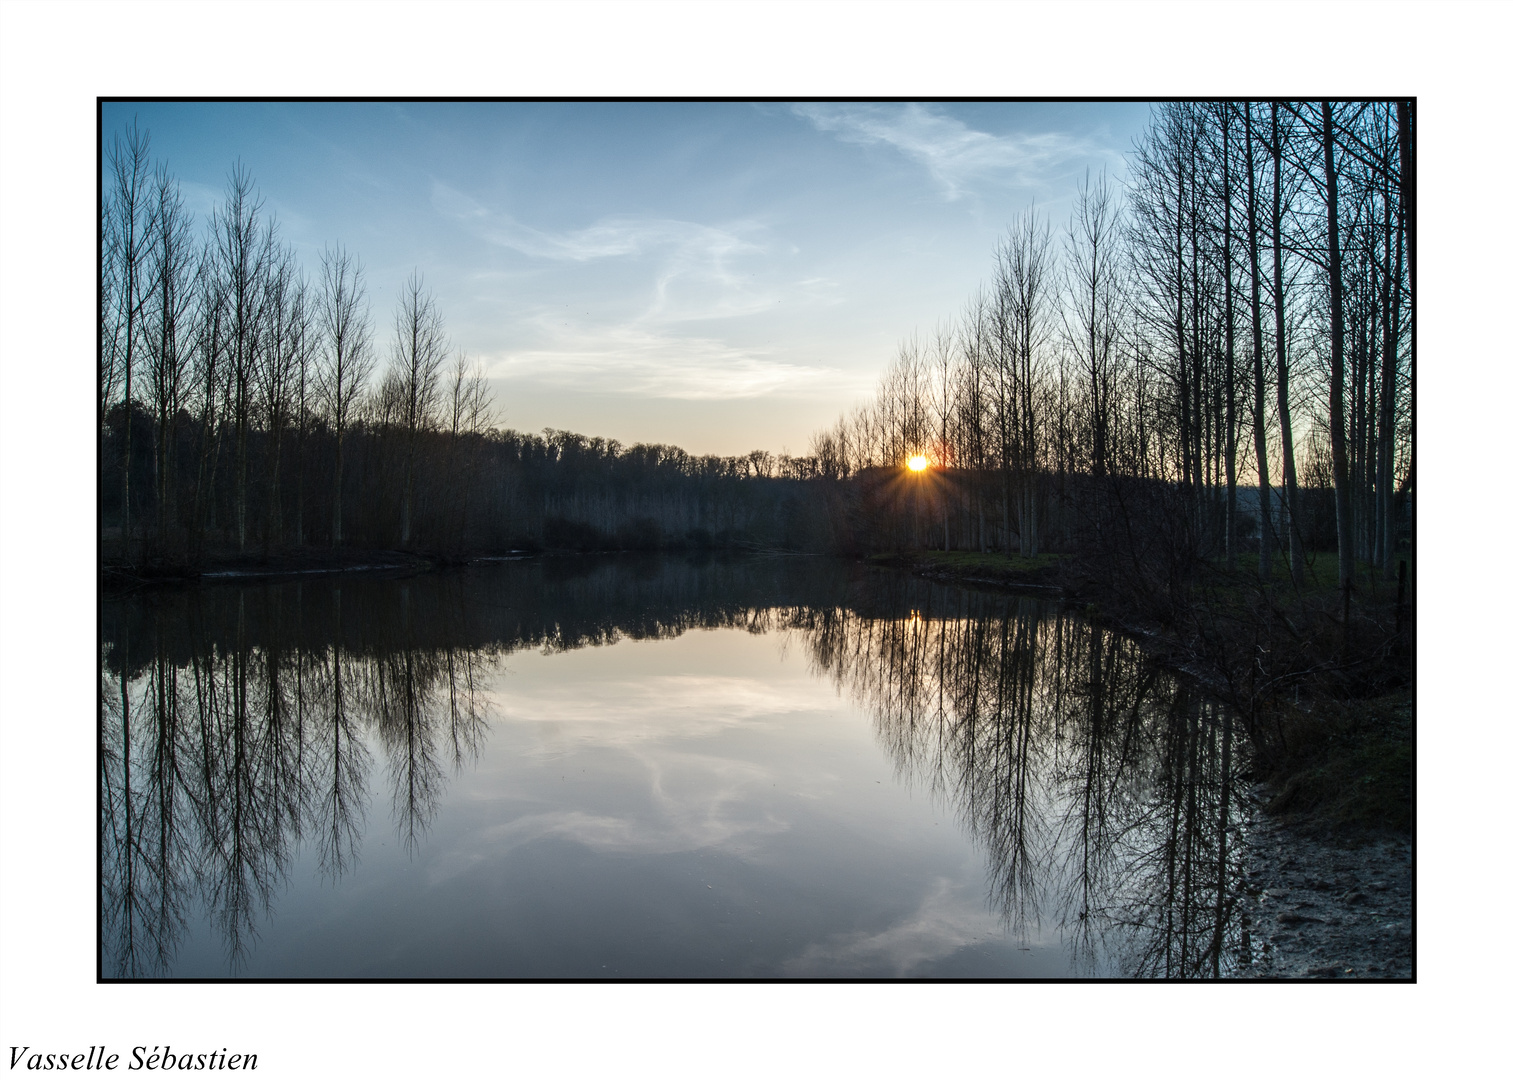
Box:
[907, 455, 928, 472]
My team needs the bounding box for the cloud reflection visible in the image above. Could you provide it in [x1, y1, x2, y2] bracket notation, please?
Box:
[779, 876, 1004, 977]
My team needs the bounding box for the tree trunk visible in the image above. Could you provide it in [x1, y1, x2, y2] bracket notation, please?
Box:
[1221, 107, 1239, 572]
[1323, 101, 1355, 602]
[1378, 201, 1401, 569]
[1244, 103, 1272, 581]
[332, 430, 344, 547]
[1272, 103, 1303, 587]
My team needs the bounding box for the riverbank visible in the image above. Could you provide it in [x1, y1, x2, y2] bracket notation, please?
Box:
[101, 540, 789, 591]
[865, 550, 1067, 591]
[880, 548, 1415, 980]
[1236, 786, 1413, 978]
[101, 545, 467, 591]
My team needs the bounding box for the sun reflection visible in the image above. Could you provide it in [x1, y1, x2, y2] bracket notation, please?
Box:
[907, 455, 928, 472]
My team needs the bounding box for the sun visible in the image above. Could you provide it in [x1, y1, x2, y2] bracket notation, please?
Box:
[907, 455, 929, 472]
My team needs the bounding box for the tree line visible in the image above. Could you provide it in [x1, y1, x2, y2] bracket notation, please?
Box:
[808, 100, 1414, 603]
[101, 122, 838, 564]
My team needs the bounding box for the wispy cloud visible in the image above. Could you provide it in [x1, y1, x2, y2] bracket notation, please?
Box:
[433, 181, 780, 326]
[793, 102, 1097, 200]
[484, 323, 855, 401]
[432, 181, 762, 268]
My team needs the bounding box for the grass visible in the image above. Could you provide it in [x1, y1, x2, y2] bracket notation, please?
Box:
[1262, 692, 1413, 836]
[867, 550, 1067, 581]
[1227, 550, 1413, 602]
[875, 544, 1415, 838]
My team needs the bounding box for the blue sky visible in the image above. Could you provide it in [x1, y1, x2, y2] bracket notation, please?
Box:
[104, 100, 1152, 456]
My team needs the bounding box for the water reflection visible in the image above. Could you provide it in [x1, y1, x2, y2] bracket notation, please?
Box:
[787, 575, 1247, 977]
[101, 555, 1246, 978]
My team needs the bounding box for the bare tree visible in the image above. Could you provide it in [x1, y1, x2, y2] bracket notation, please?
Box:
[1321, 102, 1355, 605]
[210, 162, 274, 554]
[1269, 103, 1304, 586]
[188, 260, 226, 552]
[1063, 169, 1125, 485]
[996, 206, 1055, 554]
[106, 120, 152, 558]
[1214, 105, 1240, 571]
[930, 321, 955, 550]
[316, 244, 374, 548]
[1242, 103, 1273, 581]
[443, 350, 493, 545]
[291, 278, 319, 547]
[255, 248, 303, 554]
[387, 270, 447, 547]
[143, 162, 197, 551]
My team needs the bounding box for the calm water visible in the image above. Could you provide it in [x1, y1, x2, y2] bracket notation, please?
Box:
[101, 554, 1250, 979]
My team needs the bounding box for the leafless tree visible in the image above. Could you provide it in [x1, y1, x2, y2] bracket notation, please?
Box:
[1063, 169, 1125, 485]
[255, 248, 305, 553]
[142, 162, 197, 551]
[1242, 103, 1273, 581]
[994, 206, 1056, 554]
[105, 120, 152, 557]
[210, 162, 274, 553]
[316, 244, 374, 547]
[387, 270, 448, 547]
[442, 351, 493, 544]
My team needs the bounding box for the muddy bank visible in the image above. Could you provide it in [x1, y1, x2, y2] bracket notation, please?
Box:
[1237, 785, 1413, 979]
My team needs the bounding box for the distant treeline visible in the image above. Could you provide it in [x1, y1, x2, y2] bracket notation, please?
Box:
[102, 397, 840, 556]
[99, 123, 838, 561]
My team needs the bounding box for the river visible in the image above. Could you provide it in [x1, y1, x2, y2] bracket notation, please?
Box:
[100, 553, 1250, 978]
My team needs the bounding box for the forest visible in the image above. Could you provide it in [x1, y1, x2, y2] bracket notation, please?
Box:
[810, 101, 1413, 595]
[99, 123, 837, 563]
[101, 101, 1413, 595]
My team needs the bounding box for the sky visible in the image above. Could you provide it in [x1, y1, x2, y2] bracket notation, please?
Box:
[101, 100, 1153, 457]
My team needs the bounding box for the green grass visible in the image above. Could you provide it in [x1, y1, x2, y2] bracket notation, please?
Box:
[1264, 693, 1413, 836]
[1228, 551, 1413, 599]
[867, 550, 1067, 578]
[921, 550, 1065, 574]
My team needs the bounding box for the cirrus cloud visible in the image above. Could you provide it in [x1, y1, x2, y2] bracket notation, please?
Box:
[793, 102, 1102, 200]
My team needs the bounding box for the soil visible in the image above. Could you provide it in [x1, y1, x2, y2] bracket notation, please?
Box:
[1235, 784, 1414, 979]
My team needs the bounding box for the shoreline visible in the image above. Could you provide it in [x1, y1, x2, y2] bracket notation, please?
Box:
[1235, 786, 1413, 979]
[882, 550, 1415, 980]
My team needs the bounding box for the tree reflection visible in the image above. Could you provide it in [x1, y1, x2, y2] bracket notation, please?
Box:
[100, 578, 493, 976]
[786, 582, 1249, 978]
[101, 555, 1247, 978]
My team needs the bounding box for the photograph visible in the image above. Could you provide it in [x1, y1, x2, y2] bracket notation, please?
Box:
[96, 97, 1414, 981]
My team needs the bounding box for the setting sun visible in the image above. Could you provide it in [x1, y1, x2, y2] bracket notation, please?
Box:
[907, 455, 928, 472]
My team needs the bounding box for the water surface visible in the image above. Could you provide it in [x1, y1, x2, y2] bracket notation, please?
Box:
[101, 554, 1249, 978]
